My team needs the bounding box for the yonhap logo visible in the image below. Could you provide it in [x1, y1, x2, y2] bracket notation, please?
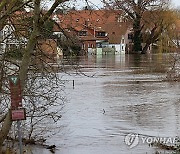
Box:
[124, 133, 139, 148]
[125, 133, 177, 148]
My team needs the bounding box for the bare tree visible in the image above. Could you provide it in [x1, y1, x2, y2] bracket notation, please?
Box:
[0, 0, 75, 152]
[165, 14, 180, 81]
[103, 0, 171, 53]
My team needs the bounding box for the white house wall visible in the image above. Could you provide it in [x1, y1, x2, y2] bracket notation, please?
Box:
[107, 44, 125, 54]
[0, 24, 28, 53]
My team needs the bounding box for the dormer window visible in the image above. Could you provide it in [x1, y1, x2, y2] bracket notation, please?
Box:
[117, 16, 122, 22]
[76, 18, 79, 22]
[53, 15, 60, 23]
[96, 31, 106, 37]
[79, 30, 87, 36]
[117, 15, 126, 23]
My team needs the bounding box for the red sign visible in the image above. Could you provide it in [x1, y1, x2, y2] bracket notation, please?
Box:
[9, 76, 22, 109]
[11, 108, 26, 121]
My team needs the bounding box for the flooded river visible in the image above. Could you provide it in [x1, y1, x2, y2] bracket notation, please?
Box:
[33, 54, 180, 154]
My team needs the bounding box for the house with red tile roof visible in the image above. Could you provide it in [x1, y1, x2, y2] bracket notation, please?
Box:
[1, 10, 179, 57]
[53, 10, 130, 54]
[0, 11, 59, 60]
[0, 18, 28, 53]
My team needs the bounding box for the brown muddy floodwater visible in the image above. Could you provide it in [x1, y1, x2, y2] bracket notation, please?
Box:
[32, 54, 180, 154]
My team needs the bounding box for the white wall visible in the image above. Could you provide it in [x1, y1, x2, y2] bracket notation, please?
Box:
[107, 44, 125, 54]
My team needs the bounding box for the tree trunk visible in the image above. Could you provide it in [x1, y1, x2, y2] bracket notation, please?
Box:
[0, 0, 63, 150]
[0, 30, 38, 154]
[0, 112, 12, 153]
[142, 42, 151, 54]
[0, 1, 40, 150]
[141, 26, 157, 54]
[133, 15, 142, 53]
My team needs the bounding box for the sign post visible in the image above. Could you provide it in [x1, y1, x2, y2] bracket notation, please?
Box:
[9, 75, 25, 154]
[17, 121, 23, 154]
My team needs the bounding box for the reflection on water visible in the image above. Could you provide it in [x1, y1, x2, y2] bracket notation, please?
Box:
[39, 54, 180, 154]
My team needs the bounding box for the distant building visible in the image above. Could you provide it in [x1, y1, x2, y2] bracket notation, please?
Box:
[0, 11, 59, 60]
[53, 10, 131, 55]
[0, 24, 27, 53]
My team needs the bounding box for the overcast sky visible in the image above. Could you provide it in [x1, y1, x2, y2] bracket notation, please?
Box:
[45, 0, 180, 9]
[171, 0, 180, 7]
[86, 0, 180, 8]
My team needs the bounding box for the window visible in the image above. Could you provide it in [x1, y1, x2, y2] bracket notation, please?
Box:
[128, 34, 133, 40]
[97, 43, 102, 48]
[117, 15, 127, 22]
[122, 38, 125, 44]
[96, 32, 106, 37]
[96, 19, 100, 22]
[122, 46, 124, 51]
[117, 17, 122, 22]
[79, 31, 87, 36]
[53, 15, 60, 23]
[82, 44, 86, 49]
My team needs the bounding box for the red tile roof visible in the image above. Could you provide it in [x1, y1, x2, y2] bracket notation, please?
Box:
[55, 10, 129, 44]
